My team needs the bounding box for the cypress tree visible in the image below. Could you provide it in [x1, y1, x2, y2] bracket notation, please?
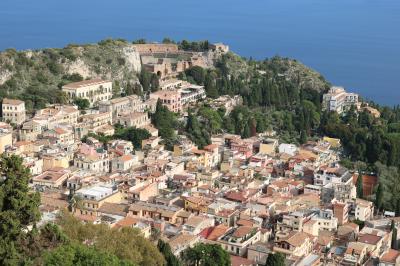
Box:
[356, 175, 364, 199]
[299, 130, 307, 144]
[375, 183, 383, 213]
[391, 220, 398, 250]
[242, 120, 251, 139]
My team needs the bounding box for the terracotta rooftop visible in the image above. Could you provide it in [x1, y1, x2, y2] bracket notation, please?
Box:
[206, 224, 230, 241]
[62, 78, 110, 89]
[97, 202, 129, 217]
[236, 219, 254, 227]
[216, 209, 236, 217]
[115, 216, 139, 228]
[225, 191, 247, 203]
[230, 255, 254, 266]
[381, 249, 400, 263]
[119, 154, 134, 162]
[2, 98, 24, 105]
[282, 231, 312, 247]
[358, 233, 381, 245]
[232, 226, 253, 238]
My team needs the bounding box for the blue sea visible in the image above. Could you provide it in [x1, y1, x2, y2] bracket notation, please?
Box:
[1, 0, 399, 106]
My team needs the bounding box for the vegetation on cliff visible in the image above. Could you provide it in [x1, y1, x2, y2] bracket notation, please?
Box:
[0, 39, 141, 111]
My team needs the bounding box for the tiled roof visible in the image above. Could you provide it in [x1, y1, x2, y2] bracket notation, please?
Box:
[62, 78, 110, 89]
[2, 98, 24, 105]
[232, 226, 253, 238]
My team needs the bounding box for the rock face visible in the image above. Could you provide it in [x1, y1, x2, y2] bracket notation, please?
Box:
[0, 69, 12, 85]
[122, 46, 142, 73]
[65, 58, 93, 79]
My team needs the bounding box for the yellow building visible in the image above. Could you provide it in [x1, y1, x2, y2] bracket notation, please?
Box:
[323, 136, 341, 148]
[259, 138, 278, 155]
[75, 184, 122, 217]
[0, 130, 12, 154]
[42, 153, 70, 171]
[184, 196, 211, 214]
[1, 98, 26, 124]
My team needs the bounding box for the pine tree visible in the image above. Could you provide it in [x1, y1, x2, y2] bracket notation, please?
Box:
[265, 252, 285, 266]
[242, 120, 251, 139]
[299, 130, 307, 144]
[0, 155, 41, 264]
[157, 240, 180, 266]
[356, 175, 364, 199]
[391, 220, 398, 250]
[375, 183, 383, 213]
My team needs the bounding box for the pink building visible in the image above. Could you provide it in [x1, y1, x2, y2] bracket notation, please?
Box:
[230, 140, 253, 159]
[150, 90, 182, 113]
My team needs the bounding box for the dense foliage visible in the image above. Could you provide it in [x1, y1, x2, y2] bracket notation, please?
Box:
[58, 212, 165, 266]
[44, 243, 134, 266]
[114, 124, 151, 149]
[180, 243, 231, 266]
[265, 252, 285, 266]
[157, 239, 181, 266]
[152, 100, 179, 148]
[82, 125, 151, 150]
[0, 155, 41, 264]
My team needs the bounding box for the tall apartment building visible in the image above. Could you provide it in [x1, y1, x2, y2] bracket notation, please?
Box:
[62, 79, 112, 107]
[322, 86, 358, 114]
[1, 98, 26, 124]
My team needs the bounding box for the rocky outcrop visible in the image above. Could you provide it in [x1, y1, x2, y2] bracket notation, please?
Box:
[122, 46, 141, 73]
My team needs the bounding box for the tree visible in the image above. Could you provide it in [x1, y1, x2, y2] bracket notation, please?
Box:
[73, 98, 90, 110]
[242, 120, 251, 138]
[44, 243, 134, 266]
[0, 155, 41, 264]
[265, 252, 285, 266]
[186, 66, 206, 85]
[375, 183, 383, 213]
[375, 162, 400, 212]
[180, 243, 230, 266]
[299, 130, 307, 144]
[186, 111, 210, 148]
[162, 38, 175, 44]
[151, 100, 177, 147]
[58, 212, 165, 266]
[391, 220, 398, 250]
[157, 240, 181, 266]
[114, 125, 151, 149]
[356, 174, 364, 199]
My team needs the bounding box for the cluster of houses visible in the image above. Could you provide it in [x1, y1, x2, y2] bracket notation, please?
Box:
[0, 43, 394, 265]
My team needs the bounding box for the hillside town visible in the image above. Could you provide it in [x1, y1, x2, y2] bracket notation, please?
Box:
[0, 43, 395, 266]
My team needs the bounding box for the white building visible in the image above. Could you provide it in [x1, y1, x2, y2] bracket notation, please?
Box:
[1, 98, 26, 124]
[111, 154, 138, 172]
[62, 79, 112, 107]
[179, 84, 206, 105]
[115, 112, 150, 128]
[314, 166, 351, 186]
[278, 143, 298, 156]
[322, 86, 358, 114]
[311, 209, 338, 232]
[355, 198, 374, 222]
